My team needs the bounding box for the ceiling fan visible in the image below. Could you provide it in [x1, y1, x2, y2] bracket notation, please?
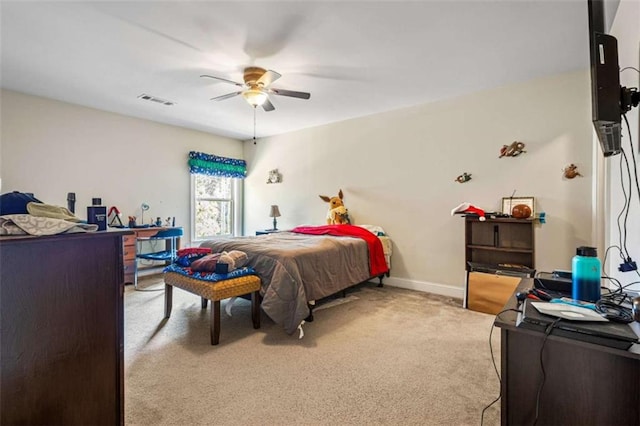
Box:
[200, 66, 311, 112]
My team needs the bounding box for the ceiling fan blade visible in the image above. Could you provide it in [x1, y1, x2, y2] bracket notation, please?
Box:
[262, 98, 275, 112]
[200, 74, 244, 87]
[270, 88, 311, 100]
[210, 91, 242, 101]
[257, 70, 282, 87]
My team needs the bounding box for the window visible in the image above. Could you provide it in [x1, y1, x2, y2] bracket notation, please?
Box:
[188, 150, 246, 241]
[191, 174, 240, 240]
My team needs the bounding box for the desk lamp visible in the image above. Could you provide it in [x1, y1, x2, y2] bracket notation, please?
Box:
[269, 205, 281, 230]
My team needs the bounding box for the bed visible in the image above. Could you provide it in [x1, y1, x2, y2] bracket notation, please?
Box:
[199, 224, 392, 335]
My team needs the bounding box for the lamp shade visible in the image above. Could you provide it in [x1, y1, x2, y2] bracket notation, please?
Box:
[243, 88, 268, 107]
[269, 205, 281, 218]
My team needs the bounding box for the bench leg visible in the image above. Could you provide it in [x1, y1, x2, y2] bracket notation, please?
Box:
[201, 297, 208, 309]
[164, 284, 173, 318]
[252, 290, 260, 329]
[210, 300, 220, 345]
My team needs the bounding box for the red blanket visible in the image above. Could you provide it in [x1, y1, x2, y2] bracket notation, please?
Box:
[291, 225, 389, 277]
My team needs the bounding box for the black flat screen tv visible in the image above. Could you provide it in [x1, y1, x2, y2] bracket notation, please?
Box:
[588, 0, 622, 157]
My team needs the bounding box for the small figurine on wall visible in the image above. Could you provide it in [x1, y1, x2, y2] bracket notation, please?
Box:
[563, 164, 583, 179]
[455, 172, 472, 183]
[499, 141, 526, 158]
[267, 169, 282, 184]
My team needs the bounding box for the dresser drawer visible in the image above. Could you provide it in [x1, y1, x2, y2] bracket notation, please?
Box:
[123, 234, 137, 246]
[123, 259, 136, 274]
[123, 259, 136, 284]
[123, 245, 136, 261]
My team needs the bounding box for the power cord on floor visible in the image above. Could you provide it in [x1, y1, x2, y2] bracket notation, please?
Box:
[480, 308, 522, 426]
[533, 317, 562, 426]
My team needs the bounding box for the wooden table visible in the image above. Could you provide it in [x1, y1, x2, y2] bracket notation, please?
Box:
[494, 279, 640, 425]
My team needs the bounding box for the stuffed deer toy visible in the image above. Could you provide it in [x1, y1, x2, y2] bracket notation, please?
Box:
[319, 189, 351, 225]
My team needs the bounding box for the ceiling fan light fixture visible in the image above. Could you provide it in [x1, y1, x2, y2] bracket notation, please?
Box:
[243, 88, 268, 107]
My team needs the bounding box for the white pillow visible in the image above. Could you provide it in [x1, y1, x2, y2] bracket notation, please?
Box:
[355, 224, 386, 236]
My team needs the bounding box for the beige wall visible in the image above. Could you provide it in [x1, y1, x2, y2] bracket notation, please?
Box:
[243, 70, 595, 297]
[1, 69, 598, 298]
[0, 89, 243, 246]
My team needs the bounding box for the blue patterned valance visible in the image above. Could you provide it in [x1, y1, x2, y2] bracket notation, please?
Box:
[188, 151, 247, 179]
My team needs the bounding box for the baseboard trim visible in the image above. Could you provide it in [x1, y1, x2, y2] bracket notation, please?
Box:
[376, 276, 465, 299]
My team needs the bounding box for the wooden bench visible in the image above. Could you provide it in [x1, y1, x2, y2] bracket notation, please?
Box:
[163, 272, 261, 345]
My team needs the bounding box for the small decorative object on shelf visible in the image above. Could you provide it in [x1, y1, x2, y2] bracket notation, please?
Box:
[454, 172, 472, 183]
[563, 163, 583, 179]
[67, 192, 76, 213]
[451, 202, 486, 221]
[511, 204, 532, 219]
[502, 196, 535, 218]
[537, 212, 546, 224]
[108, 206, 123, 227]
[499, 141, 526, 158]
[140, 202, 150, 224]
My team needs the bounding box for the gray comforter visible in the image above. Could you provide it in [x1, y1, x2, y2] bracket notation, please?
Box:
[199, 232, 370, 334]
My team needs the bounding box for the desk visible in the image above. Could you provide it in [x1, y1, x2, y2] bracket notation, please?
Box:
[495, 279, 640, 425]
[121, 227, 182, 285]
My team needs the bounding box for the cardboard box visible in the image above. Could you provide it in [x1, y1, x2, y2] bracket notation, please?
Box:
[467, 271, 522, 315]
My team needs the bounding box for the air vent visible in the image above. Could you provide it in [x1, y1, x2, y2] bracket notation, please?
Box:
[137, 94, 175, 106]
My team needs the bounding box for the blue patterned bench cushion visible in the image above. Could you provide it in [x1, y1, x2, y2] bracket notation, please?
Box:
[163, 264, 256, 282]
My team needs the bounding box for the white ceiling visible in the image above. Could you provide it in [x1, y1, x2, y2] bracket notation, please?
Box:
[1, 1, 593, 141]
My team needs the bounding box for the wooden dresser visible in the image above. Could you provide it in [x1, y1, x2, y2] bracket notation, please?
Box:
[0, 230, 130, 425]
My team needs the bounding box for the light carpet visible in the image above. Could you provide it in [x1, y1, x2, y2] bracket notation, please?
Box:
[125, 277, 501, 425]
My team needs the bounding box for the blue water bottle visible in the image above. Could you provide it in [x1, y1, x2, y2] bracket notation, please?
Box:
[571, 246, 602, 302]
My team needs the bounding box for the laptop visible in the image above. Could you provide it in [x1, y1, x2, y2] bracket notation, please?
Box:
[517, 299, 639, 350]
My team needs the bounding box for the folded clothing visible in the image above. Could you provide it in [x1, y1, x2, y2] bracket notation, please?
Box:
[27, 202, 82, 222]
[176, 247, 213, 266]
[191, 253, 222, 272]
[0, 214, 97, 236]
[177, 247, 212, 257]
[179, 249, 249, 273]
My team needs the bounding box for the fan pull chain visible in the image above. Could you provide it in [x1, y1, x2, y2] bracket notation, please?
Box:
[253, 106, 257, 145]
